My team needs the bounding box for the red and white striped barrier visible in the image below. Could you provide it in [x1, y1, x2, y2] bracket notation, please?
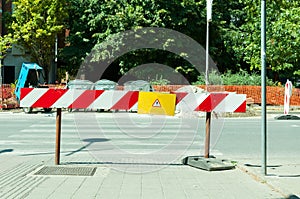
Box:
[174, 92, 246, 113]
[20, 88, 139, 111]
[20, 88, 246, 113]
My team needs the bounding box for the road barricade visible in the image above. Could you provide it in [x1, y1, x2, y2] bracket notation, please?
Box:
[174, 91, 246, 113]
[20, 87, 246, 168]
[20, 88, 139, 111]
[20, 88, 246, 113]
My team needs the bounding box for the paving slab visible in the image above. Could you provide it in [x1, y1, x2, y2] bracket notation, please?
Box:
[0, 155, 285, 199]
[238, 159, 300, 199]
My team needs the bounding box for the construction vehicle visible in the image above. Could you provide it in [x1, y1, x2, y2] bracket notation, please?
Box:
[15, 62, 52, 113]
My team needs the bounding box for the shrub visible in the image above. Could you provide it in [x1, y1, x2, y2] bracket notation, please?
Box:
[149, 75, 170, 85]
[193, 69, 277, 86]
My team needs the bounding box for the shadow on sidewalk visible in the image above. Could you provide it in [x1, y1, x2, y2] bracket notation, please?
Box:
[244, 163, 282, 168]
[61, 161, 183, 166]
[245, 163, 300, 178]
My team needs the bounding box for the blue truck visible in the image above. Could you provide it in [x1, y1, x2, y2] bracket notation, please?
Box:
[15, 62, 52, 113]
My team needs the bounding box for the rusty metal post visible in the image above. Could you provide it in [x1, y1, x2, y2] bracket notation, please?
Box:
[204, 112, 211, 158]
[55, 108, 62, 165]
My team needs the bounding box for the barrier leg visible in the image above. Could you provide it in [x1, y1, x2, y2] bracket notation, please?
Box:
[181, 111, 235, 171]
[55, 108, 62, 165]
[204, 112, 211, 158]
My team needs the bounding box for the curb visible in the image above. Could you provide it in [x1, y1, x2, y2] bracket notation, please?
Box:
[237, 164, 288, 199]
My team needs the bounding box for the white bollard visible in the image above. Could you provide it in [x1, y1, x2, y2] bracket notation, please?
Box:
[284, 79, 293, 115]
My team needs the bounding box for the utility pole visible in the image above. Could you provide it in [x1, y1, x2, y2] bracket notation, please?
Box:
[205, 0, 213, 85]
[261, 0, 267, 175]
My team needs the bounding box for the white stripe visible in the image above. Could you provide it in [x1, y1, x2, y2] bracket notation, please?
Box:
[20, 89, 48, 107]
[30, 124, 77, 127]
[214, 93, 246, 112]
[51, 89, 84, 108]
[20, 129, 54, 132]
[88, 90, 125, 109]
[129, 102, 138, 111]
[176, 93, 209, 112]
[11, 133, 76, 137]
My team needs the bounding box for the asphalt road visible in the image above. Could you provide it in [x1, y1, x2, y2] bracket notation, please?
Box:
[0, 111, 299, 167]
[215, 117, 300, 160]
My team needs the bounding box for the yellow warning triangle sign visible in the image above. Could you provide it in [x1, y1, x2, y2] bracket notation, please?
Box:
[152, 99, 161, 107]
[137, 92, 176, 116]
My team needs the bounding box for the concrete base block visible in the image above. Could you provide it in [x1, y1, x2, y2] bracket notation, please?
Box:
[274, 114, 300, 120]
[182, 156, 235, 171]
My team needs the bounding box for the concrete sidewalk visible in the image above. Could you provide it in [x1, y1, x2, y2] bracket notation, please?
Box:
[238, 158, 300, 199]
[0, 153, 290, 199]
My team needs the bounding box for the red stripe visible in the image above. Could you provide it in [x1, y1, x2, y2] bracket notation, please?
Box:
[195, 93, 228, 112]
[173, 92, 188, 105]
[234, 100, 246, 112]
[68, 90, 104, 109]
[32, 89, 68, 108]
[20, 88, 34, 100]
[111, 91, 139, 110]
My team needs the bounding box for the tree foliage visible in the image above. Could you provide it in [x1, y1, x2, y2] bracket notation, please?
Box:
[61, 0, 207, 82]
[8, 0, 299, 83]
[223, 0, 300, 76]
[0, 34, 13, 60]
[10, 0, 67, 82]
[1, 9, 14, 61]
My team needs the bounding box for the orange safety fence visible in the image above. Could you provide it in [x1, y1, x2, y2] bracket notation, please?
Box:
[1, 84, 300, 109]
[0, 84, 18, 109]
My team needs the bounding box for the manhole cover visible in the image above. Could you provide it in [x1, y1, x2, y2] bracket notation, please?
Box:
[34, 166, 97, 176]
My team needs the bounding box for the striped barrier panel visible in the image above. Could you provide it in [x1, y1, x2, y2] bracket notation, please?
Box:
[20, 88, 246, 113]
[174, 92, 246, 113]
[20, 88, 139, 111]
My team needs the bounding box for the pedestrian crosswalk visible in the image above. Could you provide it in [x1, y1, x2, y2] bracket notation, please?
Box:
[1, 113, 223, 167]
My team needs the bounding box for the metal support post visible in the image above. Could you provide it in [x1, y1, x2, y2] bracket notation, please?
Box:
[205, 19, 210, 85]
[55, 108, 62, 165]
[204, 112, 211, 158]
[182, 111, 234, 171]
[261, 0, 267, 175]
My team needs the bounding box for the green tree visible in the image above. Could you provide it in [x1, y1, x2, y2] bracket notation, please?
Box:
[10, 0, 67, 82]
[0, 34, 13, 60]
[223, 0, 300, 76]
[61, 0, 208, 82]
[59, 0, 98, 77]
[1, 8, 14, 61]
[208, 1, 247, 73]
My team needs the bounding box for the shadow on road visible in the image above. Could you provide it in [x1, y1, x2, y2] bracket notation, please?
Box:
[0, 149, 13, 154]
[287, 195, 300, 199]
[65, 138, 110, 156]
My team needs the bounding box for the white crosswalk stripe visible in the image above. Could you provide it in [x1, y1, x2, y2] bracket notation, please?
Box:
[2, 114, 222, 160]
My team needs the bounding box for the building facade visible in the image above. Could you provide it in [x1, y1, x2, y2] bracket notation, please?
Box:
[1, 0, 30, 84]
